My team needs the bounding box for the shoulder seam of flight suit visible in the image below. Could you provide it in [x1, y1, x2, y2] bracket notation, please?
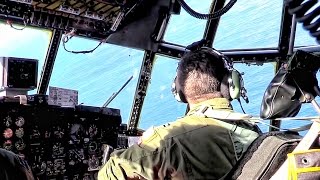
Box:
[158, 115, 225, 141]
[160, 124, 211, 141]
[131, 146, 165, 162]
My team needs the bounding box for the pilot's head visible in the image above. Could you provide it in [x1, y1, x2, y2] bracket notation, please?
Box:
[172, 48, 231, 104]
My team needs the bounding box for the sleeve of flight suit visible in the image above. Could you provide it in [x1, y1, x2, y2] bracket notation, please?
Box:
[98, 127, 169, 180]
[0, 148, 35, 180]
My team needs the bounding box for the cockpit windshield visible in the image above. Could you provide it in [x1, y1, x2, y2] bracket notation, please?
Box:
[49, 37, 144, 123]
[0, 22, 51, 81]
[0, 0, 319, 132]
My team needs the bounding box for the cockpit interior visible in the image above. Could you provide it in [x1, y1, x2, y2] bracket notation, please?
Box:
[1, 0, 320, 179]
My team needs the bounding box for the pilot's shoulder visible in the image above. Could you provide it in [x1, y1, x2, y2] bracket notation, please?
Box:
[138, 126, 161, 149]
[141, 126, 158, 141]
[140, 123, 171, 141]
[139, 121, 179, 147]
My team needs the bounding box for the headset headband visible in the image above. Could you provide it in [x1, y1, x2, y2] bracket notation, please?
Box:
[184, 45, 234, 70]
[196, 47, 234, 71]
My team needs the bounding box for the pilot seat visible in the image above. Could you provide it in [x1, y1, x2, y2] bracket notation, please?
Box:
[226, 50, 320, 180]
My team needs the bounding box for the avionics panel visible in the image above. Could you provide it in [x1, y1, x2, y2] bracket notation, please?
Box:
[0, 101, 121, 179]
[0, 0, 146, 39]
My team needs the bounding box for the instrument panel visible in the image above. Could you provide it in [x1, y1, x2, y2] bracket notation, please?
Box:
[0, 0, 144, 39]
[0, 0, 177, 50]
[0, 101, 121, 179]
[19, 0, 121, 21]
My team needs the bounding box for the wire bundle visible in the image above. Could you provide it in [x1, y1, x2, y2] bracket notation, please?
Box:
[286, 0, 320, 43]
[176, 0, 237, 20]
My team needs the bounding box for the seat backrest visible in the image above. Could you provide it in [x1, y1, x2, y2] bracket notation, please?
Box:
[225, 131, 302, 180]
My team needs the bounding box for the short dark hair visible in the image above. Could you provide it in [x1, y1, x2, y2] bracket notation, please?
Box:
[177, 49, 229, 101]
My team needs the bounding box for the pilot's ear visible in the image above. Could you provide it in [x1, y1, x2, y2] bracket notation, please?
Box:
[220, 74, 231, 100]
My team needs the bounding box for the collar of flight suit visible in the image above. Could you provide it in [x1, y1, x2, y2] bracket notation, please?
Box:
[187, 98, 232, 116]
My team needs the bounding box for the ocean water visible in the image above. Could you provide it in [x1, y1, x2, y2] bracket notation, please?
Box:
[0, 1, 319, 133]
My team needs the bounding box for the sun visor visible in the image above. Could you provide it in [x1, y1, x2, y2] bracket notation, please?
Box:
[106, 0, 173, 51]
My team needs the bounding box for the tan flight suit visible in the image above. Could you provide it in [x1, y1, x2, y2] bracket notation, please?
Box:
[98, 98, 260, 180]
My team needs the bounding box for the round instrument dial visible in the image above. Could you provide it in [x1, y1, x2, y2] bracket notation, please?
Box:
[15, 117, 25, 127]
[3, 128, 13, 139]
[31, 129, 40, 139]
[4, 116, 12, 127]
[88, 155, 99, 170]
[15, 139, 26, 151]
[44, 131, 51, 139]
[53, 126, 64, 139]
[15, 128, 24, 138]
[89, 125, 98, 137]
[88, 142, 97, 153]
[83, 173, 91, 180]
[52, 143, 64, 156]
[3, 140, 12, 150]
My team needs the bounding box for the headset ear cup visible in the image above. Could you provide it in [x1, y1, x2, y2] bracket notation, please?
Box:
[229, 70, 241, 99]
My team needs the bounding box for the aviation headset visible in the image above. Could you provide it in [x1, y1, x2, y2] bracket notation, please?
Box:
[171, 47, 247, 103]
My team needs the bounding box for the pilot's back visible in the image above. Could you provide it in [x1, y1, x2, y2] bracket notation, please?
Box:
[150, 113, 259, 179]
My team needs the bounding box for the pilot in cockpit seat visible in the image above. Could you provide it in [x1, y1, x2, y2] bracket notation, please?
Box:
[0, 148, 34, 180]
[98, 47, 261, 180]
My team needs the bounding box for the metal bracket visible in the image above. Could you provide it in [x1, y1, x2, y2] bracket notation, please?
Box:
[128, 51, 156, 132]
[278, 3, 295, 60]
[37, 30, 62, 94]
